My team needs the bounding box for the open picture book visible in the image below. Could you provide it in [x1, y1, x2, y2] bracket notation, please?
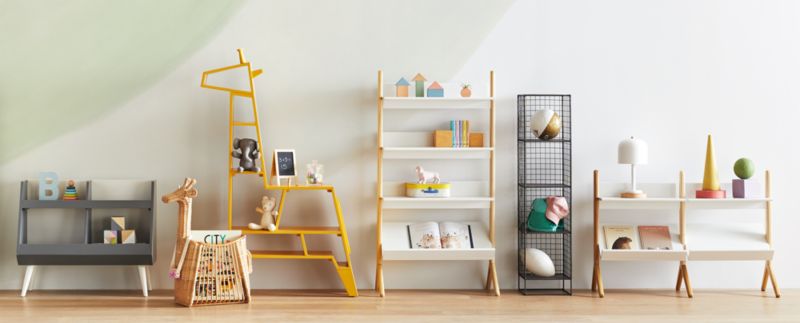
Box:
[407, 222, 474, 249]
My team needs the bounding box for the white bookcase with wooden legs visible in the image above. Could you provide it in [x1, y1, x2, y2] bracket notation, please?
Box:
[592, 170, 780, 298]
[375, 70, 499, 297]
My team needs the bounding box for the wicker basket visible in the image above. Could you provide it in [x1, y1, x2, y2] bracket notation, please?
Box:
[172, 236, 252, 307]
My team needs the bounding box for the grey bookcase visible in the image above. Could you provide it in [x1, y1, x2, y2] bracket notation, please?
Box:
[16, 180, 156, 297]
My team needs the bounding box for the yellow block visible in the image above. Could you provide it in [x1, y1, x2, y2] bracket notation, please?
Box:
[434, 130, 452, 147]
[702, 134, 720, 190]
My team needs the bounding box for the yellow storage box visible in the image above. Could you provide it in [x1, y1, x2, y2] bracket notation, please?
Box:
[405, 183, 451, 198]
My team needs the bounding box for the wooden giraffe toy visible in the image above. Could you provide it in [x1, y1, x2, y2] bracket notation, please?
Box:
[162, 178, 252, 306]
[162, 178, 198, 279]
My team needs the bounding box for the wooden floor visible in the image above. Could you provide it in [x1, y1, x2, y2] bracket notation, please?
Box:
[2, 289, 795, 322]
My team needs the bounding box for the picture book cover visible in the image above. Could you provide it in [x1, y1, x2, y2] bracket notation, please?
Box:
[408, 222, 473, 249]
[638, 226, 673, 250]
[603, 225, 638, 250]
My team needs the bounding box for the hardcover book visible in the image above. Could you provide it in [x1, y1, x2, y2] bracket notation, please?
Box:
[638, 226, 672, 250]
[603, 225, 638, 250]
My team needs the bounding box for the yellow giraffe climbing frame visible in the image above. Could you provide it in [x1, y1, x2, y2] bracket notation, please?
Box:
[201, 49, 357, 296]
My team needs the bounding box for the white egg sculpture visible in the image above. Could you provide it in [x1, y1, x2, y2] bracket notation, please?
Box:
[530, 109, 561, 140]
[525, 248, 556, 277]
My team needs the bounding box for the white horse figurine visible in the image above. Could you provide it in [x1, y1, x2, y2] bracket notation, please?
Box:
[416, 166, 440, 184]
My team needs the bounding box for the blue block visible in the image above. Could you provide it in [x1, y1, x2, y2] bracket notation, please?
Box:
[427, 88, 444, 97]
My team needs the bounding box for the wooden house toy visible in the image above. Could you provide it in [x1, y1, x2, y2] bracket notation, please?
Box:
[412, 73, 426, 97]
[395, 77, 410, 97]
[427, 81, 444, 97]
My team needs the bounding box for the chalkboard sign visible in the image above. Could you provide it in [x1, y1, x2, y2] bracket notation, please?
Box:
[275, 150, 296, 176]
[271, 149, 297, 185]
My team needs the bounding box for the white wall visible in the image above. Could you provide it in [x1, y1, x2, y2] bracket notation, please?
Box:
[3, 0, 800, 291]
[452, 0, 800, 289]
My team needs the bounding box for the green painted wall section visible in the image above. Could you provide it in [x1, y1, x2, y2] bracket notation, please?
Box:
[0, 0, 244, 162]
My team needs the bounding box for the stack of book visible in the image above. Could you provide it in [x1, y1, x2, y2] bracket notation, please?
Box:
[450, 120, 470, 148]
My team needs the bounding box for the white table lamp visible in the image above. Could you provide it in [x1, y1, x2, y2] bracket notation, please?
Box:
[618, 136, 648, 198]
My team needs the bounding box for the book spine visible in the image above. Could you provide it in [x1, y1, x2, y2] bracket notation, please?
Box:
[450, 120, 455, 147]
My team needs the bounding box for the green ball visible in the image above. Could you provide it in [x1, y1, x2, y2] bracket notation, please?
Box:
[734, 158, 755, 179]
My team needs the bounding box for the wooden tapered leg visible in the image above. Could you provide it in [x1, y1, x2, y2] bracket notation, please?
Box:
[591, 265, 598, 292]
[489, 260, 500, 296]
[375, 262, 385, 297]
[681, 263, 693, 298]
[595, 261, 605, 298]
[767, 261, 781, 298]
[761, 263, 769, 292]
[675, 265, 684, 291]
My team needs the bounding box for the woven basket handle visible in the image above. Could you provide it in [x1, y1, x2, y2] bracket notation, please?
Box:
[246, 250, 253, 274]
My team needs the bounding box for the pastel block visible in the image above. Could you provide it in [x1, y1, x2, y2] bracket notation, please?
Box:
[434, 130, 453, 147]
[111, 216, 125, 231]
[427, 88, 444, 97]
[104, 230, 118, 244]
[696, 189, 726, 199]
[469, 132, 484, 147]
[732, 179, 762, 198]
[121, 230, 136, 244]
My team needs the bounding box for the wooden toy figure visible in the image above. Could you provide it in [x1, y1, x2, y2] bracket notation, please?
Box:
[412, 73, 426, 97]
[427, 81, 444, 97]
[460, 84, 472, 97]
[395, 77, 410, 97]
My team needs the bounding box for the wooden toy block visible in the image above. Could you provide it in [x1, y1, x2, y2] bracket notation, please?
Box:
[469, 132, 484, 147]
[427, 81, 444, 97]
[412, 73, 426, 97]
[111, 216, 125, 231]
[395, 77, 410, 97]
[434, 130, 453, 147]
[104, 230, 118, 244]
[732, 179, 762, 198]
[121, 230, 136, 244]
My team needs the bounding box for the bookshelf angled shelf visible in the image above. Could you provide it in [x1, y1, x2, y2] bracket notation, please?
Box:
[381, 222, 495, 261]
[376, 70, 499, 297]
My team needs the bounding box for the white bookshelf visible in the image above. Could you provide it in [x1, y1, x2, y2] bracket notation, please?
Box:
[592, 170, 781, 298]
[375, 70, 499, 297]
[381, 222, 495, 261]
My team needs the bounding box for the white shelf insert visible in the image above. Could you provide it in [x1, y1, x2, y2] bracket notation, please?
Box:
[686, 222, 773, 261]
[381, 147, 492, 160]
[381, 221, 495, 261]
[381, 197, 492, 209]
[599, 224, 687, 261]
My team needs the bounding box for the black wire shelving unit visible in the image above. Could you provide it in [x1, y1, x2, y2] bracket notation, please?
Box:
[517, 94, 572, 295]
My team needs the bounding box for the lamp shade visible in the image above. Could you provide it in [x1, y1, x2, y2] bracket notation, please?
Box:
[618, 136, 648, 165]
